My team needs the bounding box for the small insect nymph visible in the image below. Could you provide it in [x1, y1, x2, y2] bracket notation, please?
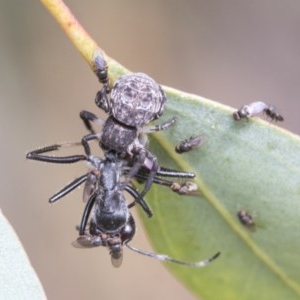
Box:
[175, 135, 203, 154]
[233, 101, 284, 122]
[170, 181, 198, 195]
[264, 105, 284, 122]
[237, 209, 255, 230]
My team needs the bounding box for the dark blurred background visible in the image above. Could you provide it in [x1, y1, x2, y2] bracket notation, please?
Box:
[1, 1, 300, 299]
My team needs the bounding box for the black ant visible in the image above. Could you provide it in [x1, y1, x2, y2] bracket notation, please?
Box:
[26, 144, 220, 267]
[70, 150, 220, 267]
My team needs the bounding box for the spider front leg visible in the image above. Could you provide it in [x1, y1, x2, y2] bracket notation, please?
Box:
[95, 87, 111, 113]
[81, 132, 102, 156]
[80, 110, 105, 134]
[93, 55, 111, 113]
[26, 142, 87, 164]
[26, 142, 91, 203]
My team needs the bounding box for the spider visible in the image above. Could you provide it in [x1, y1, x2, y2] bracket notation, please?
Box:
[79, 56, 191, 202]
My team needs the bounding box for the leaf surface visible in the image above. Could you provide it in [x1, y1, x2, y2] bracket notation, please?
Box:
[139, 88, 300, 300]
[0, 210, 46, 300]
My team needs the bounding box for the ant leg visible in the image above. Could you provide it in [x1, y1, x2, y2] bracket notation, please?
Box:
[142, 117, 177, 133]
[136, 162, 198, 196]
[134, 166, 196, 182]
[125, 185, 153, 217]
[80, 110, 105, 134]
[49, 174, 88, 203]
[81, 133, 101, 156]
[156, 166, 195, 179]
[79, 193, 97, 235]
[126, 243, 220, 267]
[135, 173, 198, 196]
[26, 143, 87, 164]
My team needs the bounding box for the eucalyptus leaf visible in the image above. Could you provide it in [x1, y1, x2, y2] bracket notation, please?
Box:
[0, 210, 46, 300]
[138, 88, 300, 300]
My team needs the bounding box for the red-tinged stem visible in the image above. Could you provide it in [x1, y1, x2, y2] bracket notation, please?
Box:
[40, 0, 105, 71]
[40, 0, 128, 82]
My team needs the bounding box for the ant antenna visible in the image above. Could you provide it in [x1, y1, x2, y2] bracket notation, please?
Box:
[125, 243, 220, 267]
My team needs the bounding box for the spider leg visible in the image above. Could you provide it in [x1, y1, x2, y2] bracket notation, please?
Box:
[26, 143, 87, 164]
[95, 88, 111, 113]
[156, 166, 195, 179]
[80, 110, 104, 134]
[81, 133, 102, 156]
[142, 116, 177, 133]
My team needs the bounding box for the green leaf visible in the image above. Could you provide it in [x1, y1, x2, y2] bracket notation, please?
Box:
[139, 88, 300, 300]
[0, 210, 46, 300]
